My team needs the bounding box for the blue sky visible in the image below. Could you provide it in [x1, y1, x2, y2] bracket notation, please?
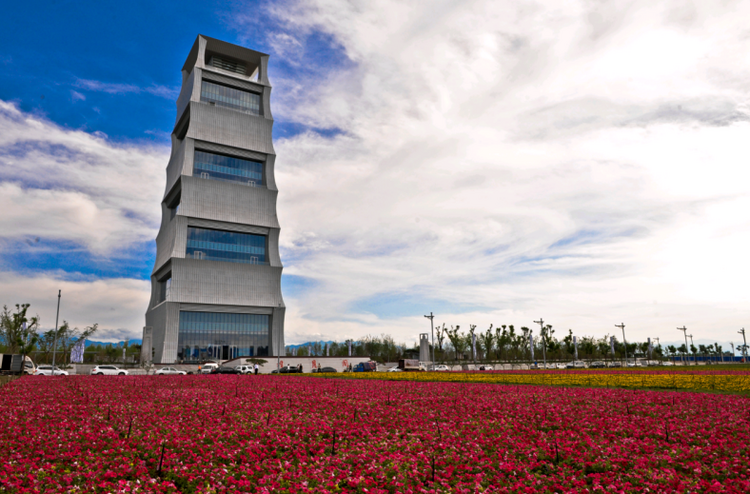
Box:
[1, 0, 749, 349]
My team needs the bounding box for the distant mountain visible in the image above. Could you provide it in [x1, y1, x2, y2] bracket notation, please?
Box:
[286, 341, 335, 349]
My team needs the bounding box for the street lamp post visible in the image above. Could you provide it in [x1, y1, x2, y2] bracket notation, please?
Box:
[677, 326, 689, 365]
[51, 290, 61, 373]
[615, 323, 627, 365]
[424, 312, 435, 369]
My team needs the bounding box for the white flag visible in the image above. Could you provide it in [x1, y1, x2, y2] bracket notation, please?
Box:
[71, 339, 85, 363]
[610, 336, 615, 355]
[573, 336, 578, 360]
[471, 333, 476, 360]
[529, 331, 535, 361]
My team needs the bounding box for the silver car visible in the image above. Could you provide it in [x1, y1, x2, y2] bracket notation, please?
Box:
[155, 367, 186, 375]
[35, 365, 68, 376]
[90, 365, 128, 376]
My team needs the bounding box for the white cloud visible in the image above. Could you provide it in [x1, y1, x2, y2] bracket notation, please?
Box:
[74, 79, 179, 99]
[0, 100, 168, 254]
[253, 0, 750, 344]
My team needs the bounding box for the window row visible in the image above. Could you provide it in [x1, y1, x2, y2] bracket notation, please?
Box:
[201, 80, 260, 114]
[193, 150, 264, 186]
[186, 227, 267, 264]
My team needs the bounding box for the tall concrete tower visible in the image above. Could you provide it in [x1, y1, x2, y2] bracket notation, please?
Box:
[145, 35, 284, 364]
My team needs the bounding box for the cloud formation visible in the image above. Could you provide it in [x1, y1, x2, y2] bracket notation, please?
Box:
[253, 0, 750, 343]
[2, 0, 749, 347]
[0, 101, 167, 255]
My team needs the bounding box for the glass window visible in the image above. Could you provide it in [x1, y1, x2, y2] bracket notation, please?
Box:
[201, 80, 260, 115]
[177, 311, 269, 362]
[186, 227, 266, 264]
[193, 150, 263, 186]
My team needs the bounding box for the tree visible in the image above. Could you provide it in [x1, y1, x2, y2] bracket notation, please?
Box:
[480, 324, 494, 361]
[0, 304, 40, 355]
[494, 325, 508, 361]
[435, 324, 446, 357]
[445, 325, 466, 360]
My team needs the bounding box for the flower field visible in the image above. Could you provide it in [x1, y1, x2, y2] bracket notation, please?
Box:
[2, 376, 750, 493]
[330, 370, 750, 393]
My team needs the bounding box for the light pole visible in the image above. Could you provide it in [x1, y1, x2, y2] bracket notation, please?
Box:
[51, 290, 61, 372]
[730, 342, 735, 362]
[739, 328, 748, 363]
[687, 334, 695, 365]
[424, 312, 435, 369]
[615, 323, 627, 365]
[677, 326, 688, 365]
[534, 318, 546, 368]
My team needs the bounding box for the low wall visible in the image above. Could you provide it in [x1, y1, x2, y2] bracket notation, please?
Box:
[226, 356, 373, 374]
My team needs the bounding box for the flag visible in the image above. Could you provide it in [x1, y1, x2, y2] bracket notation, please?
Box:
[573, 336, 578, 360]
[648, 337, 653, 358]
[610, 336, 615, 355]
[471, 333, 476, 360]
[348, 340, 352, 357]
[529, 331, 535, 361]
[71, 339, 85, 363]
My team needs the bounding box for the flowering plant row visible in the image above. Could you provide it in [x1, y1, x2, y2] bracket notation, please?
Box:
[1, 376, 749, 493]
[331, 370, 750, 393]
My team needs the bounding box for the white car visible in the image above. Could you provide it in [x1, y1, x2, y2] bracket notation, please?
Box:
[155, 367, 186, 375]
[90, 365, 128, 376]
[432, 365, 450, 371]
[237, 365, 254, 374]
[35, 365, 68, 376]
[556, 362, 567, 369]
[387, 367, 403, 372]
[199, 363, 219, 374]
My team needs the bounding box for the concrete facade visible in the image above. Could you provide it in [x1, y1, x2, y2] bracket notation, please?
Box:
[145, 35, 284, 363]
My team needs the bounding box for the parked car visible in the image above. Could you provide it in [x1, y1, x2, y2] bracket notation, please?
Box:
[237, 365, 254, 374]
[387, 367, 403, 372]
[432, 365, 451, 372]
[479, 365, 495, 371]
[318, 367, 337, 373]
[155, 367, 186, 375]
[90, 365, 128, 376]
[556, 362, 567, 370]
[545, 363, 556, 370]
[199, 362, 219, 374]
[212, 366, 241, 374]
[662, 361, 674, 367]
[589, 361, 606, 369]
[607, 361, 622, 368]
[35, 365, 68, 376]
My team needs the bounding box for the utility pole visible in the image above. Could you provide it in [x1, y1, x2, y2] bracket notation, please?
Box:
[424, 312, 435, 369]
[51, 290, 61, 373]
[615, 323, 627, 365]
[534, 318, 546, 368]
[677, 326, 688, 366]
[687, 334, 694, 365]
[739, 328, 748, 363]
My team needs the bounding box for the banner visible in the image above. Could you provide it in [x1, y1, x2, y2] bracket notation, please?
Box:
[610, 336, 615, 355]
[71, 339, 85, 363]
[648, 338, 653, 359]
[529, 331, 535, 362]
[348, 340, 352, 357]
[471, 333, 476, 360]
[573, 336, 578, 360]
